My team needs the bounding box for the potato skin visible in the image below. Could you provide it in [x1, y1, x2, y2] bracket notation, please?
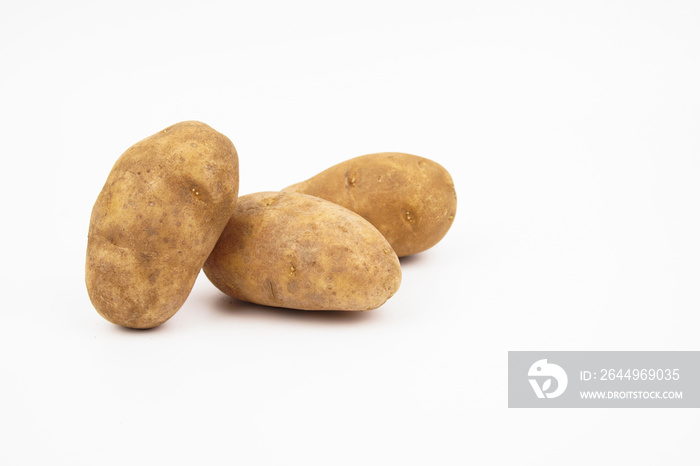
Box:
[203, 192, 401, 311]
[282, 153, 456, 257]
[86, 121, 239, 328]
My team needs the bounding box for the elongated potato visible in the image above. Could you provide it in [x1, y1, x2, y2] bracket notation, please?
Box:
[283, 152, 456, 257]
[203, 192, 401, 310]
[86, 121, 239, 328]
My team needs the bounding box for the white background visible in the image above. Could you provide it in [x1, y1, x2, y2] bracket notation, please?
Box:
[1, 1, 698, 464]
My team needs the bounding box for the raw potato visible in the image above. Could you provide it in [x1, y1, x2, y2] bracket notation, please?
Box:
[203, 192, 401, 311]
[283, 152, 456, 257]
[86, 121, 239, 328]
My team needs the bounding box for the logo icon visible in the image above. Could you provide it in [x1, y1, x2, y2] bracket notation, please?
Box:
[528, 359, 568, 399]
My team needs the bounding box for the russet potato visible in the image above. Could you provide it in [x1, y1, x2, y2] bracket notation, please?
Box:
[283, 152, 456, 257]
[86, 121, 239, 328]
[203, 192, 401, 310]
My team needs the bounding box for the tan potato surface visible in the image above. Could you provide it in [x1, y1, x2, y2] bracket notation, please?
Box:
[203, 192, 401, 310]
[86, 121, 239, 328]
[282, 152, 456, 257]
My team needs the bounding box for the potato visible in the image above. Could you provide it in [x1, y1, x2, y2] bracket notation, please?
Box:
[85, 121, 239, 328]
[203, 192, 401, 310]
[282, 152, 456, 257]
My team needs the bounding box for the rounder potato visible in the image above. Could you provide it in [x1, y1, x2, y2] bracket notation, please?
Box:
[203, 192, 401, 311]
[86, 121, 239, 328]
[282, 152, 456, 257]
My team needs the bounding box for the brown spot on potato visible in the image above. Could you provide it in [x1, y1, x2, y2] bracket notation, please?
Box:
[267, 280, 276, 300]
[139, 251, 156, 262]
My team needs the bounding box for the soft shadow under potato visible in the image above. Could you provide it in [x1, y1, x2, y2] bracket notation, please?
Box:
[210, 294, 377, 325]
[399, 253, 431, 267]
[113, 321, 170, 334]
